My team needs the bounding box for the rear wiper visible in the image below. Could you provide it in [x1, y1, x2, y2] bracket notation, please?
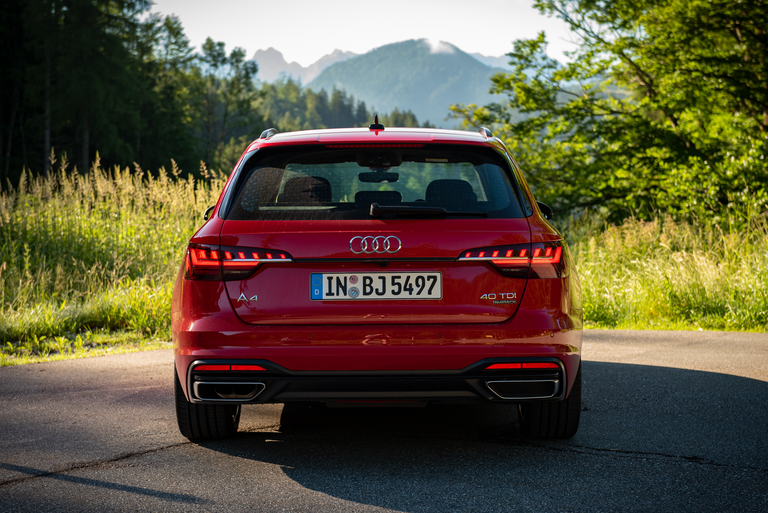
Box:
[369, 203, 488, 218]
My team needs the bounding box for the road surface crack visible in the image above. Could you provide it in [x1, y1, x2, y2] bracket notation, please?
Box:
[0, 441, 192, 487]
[386, 430, 768, 473]
[528, 441, 768, 473]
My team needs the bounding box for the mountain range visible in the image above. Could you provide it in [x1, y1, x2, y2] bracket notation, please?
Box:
[251, 47, 359, 84]
[250, 40, 512, 127]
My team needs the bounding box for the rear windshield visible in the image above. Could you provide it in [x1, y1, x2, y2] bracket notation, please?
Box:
[226, 144, 525, 220]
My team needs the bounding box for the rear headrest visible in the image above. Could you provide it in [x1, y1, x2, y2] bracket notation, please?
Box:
[278, 176, 332, 204]
[425, 179, 477, 206]
[238, 167, 284, 210]
[355, 190, 402, 207]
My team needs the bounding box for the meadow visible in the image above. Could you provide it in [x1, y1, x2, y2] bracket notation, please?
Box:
[0, 158, 765, 365]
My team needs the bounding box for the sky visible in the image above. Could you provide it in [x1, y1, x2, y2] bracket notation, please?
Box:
[148, 0, 576, 66]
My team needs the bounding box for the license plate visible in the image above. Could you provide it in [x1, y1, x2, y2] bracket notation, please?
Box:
[311, 273, 442, 300]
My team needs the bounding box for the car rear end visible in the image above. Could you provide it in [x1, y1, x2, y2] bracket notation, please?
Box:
[172, 127, 583, 440]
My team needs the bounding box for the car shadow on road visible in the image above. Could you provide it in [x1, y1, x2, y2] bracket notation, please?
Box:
[0, 462, 203, 504]
[197, 361, 768, 512]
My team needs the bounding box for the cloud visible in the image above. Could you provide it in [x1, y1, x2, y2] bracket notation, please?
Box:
[423, 38, 455, 54]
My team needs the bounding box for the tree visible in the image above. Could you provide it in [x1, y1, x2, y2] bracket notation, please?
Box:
[132, 14, 203, 172]
[57, 0, 151, 173]
[0, 2, 431, 184]
[257, 79, 374, 132]
[450, 0, 768, 220]
[0, 0, 153, 179]
[198, 38, 261, 170]
[381, 108, 434, 128]
[0, 0, 25, 182]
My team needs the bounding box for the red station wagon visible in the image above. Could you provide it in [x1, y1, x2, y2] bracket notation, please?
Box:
[173, 121, 583, 440]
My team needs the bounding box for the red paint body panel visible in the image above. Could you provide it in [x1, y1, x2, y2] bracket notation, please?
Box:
[173, 127, 583, 405]
[172, 267, 583, 399]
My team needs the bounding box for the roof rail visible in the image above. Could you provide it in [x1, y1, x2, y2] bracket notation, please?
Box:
[259, 128, 278, 140]
[479, 127, 493, 138]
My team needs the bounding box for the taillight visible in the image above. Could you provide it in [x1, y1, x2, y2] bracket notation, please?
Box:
[459, 243, 530, 278]
[221, 246, 292, 280]
[529, 242, 566, 279]
[194, 364, 266, 371]
[186, 244, 223, 280]
[185, 244, 293, 281]
[324, 144, 425, 148]
[457, 241, 567, 279]
[194, 364, 230, 371]
[521, 362, 559, 369]
[486, 362, 559, 370]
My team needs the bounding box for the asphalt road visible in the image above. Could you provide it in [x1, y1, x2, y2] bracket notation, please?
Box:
[1, 330, 767, 512]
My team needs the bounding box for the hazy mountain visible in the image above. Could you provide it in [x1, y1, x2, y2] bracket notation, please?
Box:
[470, 52, 513, 70]
[306, 39, 506, 127]
[250, 48, 358, 84]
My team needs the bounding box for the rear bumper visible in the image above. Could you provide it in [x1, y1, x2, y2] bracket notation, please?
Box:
[185, 357, 568, 405]
[174, 329, 581, 401]
[172, 270, 584, 401]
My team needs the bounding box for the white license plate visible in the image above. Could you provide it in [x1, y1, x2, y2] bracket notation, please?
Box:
[310, 273, 442, 300]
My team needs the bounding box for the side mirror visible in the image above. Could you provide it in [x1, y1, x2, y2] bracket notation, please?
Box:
[537, 202, 554, 220]
[203, 205, 215, 221]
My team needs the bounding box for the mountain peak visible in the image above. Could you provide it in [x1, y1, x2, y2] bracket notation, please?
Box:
[307, 39, 505, 127]
[251, 48, 358, 84]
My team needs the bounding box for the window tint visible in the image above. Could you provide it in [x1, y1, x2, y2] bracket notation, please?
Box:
[227, 145, 524, 220]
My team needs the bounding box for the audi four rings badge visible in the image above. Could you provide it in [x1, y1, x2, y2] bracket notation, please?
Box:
[349, 236, 402, 254]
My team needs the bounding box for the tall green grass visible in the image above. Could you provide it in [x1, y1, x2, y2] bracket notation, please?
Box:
[560, 212, 768, 331]
[0, 154, 225, 348]
[0, 158, 765, 365]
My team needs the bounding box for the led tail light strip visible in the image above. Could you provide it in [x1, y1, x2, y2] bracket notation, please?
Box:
[185, 244, 293, 281]
[457, 241, 567, 279]
[531, 245, 563, 264]
[221, 249, 290, 266]
[486, 363, 522, 370]
[325, 144, 425, 148]
[189, 247, 220, 269]
[461, 247, 530, 267]
[195, 364, 266, 371]
[486, 362, 559, 370]
[521, 362, 560, 369]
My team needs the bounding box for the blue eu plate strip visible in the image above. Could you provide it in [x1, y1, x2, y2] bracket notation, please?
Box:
[310, 274, 323, 300]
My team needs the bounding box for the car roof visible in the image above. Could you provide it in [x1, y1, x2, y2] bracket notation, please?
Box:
[245, 127, 495, 152]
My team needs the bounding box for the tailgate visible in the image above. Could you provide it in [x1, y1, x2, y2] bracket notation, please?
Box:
[220, 218, 530, 325]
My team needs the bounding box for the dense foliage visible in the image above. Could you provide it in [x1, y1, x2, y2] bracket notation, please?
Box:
[0, 1, 426, 186]
[451, 0, 768, 220]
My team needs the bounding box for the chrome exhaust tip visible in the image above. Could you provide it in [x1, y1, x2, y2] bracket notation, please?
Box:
[486, 379, 560, 400]
[193, 381, 266, 402]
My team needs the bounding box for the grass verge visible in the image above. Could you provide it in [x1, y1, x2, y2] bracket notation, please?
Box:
[560, 212, 768, 332]
[0, 330, 172, 367]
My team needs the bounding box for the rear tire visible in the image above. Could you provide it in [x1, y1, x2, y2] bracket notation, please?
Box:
[175, 368, 241, 441]
[518, 363, 581, 439]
